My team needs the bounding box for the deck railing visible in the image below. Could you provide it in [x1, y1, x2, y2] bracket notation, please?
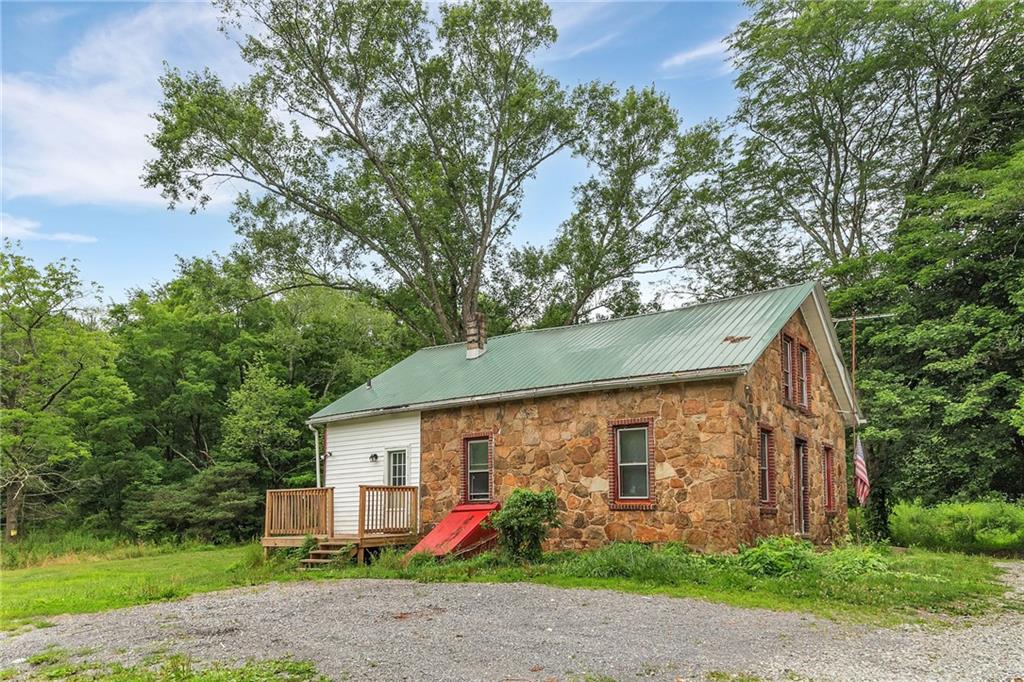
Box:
[264, 487, 334, 537]
[358, 485, 418, 537]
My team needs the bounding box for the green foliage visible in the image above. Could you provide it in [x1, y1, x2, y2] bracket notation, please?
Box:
[889, 501, 1024, 554]
[0, 247, 135, 539]
[0, 527, 211, 570]
[839, 139, 1024, 521]
[737, 537, 817, 577]
[19, 648, 323, 681]
[561, 541, 715, 584]
[729, 0, 1023, 269]
[488, 488, 560, 562]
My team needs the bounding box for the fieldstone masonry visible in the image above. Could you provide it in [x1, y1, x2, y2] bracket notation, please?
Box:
[418, 310, 847, 552]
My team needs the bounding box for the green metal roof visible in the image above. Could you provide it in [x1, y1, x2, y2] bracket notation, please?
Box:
[310, 281, 819, 422]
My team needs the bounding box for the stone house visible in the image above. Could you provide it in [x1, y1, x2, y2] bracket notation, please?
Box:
[307, 282, 860, 553]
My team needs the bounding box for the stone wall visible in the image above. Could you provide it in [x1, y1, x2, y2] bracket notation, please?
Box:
[734, 310, 848, 544]
[418, 309, 848, 552]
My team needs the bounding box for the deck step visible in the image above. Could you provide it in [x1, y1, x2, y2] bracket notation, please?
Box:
[308, 549, 352, 559]
[299, 544, 357, 569]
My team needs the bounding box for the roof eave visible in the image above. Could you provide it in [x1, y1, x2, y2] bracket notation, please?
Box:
[307, 365, 748, 426]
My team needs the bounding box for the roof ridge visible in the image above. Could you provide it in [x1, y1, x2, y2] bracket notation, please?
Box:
[409, 281, 817, 353]
[477, 280, 816, 345]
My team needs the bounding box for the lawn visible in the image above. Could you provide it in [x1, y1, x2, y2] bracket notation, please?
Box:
[2, 539, 1015, 631]
[1, 545, 302, 631]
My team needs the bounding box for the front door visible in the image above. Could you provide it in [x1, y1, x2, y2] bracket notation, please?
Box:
[385, 449, 408, 529]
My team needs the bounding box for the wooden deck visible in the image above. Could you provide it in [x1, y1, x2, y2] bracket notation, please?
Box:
[261, 485, 419, 565]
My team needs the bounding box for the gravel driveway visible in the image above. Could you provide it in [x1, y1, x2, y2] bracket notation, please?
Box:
[3, 566, 1023, 681]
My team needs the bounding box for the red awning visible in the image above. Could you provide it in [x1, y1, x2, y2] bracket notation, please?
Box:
[407, 502, 499, 558]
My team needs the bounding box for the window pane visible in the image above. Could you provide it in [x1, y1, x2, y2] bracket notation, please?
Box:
[468, 440, 488, 469]
[469, 471, 489, 499]
[618, 466, 648, 498]
[617, 428, 647, 464]
[759, 469, 769, 503]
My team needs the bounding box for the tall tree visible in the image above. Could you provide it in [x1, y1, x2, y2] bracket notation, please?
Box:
[145, 0, 578, 344]
[837, 137, 1024, 525]
[729, 0, 1024, 268]
[0, 247, 131, 539]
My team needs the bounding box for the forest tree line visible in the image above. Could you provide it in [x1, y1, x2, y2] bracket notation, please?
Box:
[3, 0, 1023, 541]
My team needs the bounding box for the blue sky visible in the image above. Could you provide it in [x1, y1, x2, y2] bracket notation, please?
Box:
[2, 1, 745, 303]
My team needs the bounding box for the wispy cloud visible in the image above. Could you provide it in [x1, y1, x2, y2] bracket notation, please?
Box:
[2, 4, 244, 206]
[542, 3, 661, 64]
[660, 37, 730, 71]
[1, 213, 97, 243]
[663, 36, 737, 77]
[17, 6, 81, 29]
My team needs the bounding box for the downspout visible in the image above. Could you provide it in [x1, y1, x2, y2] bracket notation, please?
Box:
[309, 424, 321, 488]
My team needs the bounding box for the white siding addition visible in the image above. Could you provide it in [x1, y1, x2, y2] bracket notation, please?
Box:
[323, 411, 421, 535]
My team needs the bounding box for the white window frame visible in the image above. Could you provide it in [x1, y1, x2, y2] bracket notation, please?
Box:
[615, 426, 650, 500]
[466, 438, 490, 502]
[387, 449, 407, 487]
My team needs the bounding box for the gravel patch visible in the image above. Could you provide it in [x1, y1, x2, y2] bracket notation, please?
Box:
[2, 567, 1023, 681]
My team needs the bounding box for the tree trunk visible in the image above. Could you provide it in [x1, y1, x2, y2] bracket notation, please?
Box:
[4, 483, 24, 542]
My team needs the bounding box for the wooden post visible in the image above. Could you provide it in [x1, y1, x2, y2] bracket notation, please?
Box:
[264, 489, 272, 538]
[326, 487, 335, 538]
[358, 485, 367, 539]
[411, 486, 419, 534]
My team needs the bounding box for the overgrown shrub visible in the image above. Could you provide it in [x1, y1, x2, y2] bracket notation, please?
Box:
[889, 500, 1024, 554]
[737, 536, 817, 577]
[488, 488, 560, 562]
[821, 544, 892, 579]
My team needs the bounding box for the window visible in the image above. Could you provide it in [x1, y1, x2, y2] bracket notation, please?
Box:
[795, 439, 809, 534]
[797, 345, 810, 408]
[781, 335, 794, 402]
[387, 449, 407, 487]
[465, 437, 491, 502]
[616, 426, 650, 499]
[758, 428, 775, 506]
[823, 446, 835, 513]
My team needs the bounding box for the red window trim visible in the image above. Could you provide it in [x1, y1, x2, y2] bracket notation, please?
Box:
[781, 334, 794, 402]
[757, 426, 777, 511]
[794, 437, 810, 535]
[797, 344, 811, 409]
[782, 334, 814, 414]
[823, 444, 836, 514]
[462, 432, 493, 503]
[607, 417, 656, 511]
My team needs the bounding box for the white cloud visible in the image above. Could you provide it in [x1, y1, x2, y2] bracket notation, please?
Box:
[661, 37, 730, 70]
[2, 3, 245, 206]
[542, 3, 660, 64]
[1, 213, 97, 243]
[17, 6, 82, 29]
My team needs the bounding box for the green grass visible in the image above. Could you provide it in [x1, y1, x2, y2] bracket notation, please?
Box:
[13, 646, 325, 681]
[1, 544, 308, 631]
[1, 528, 216, 570]
[889, 500, 1024, 554]
[2, 538, 1013, 631]
[330, 539, 1011, 625]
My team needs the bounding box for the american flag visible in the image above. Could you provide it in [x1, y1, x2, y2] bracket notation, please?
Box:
[853, 435, 870, 506]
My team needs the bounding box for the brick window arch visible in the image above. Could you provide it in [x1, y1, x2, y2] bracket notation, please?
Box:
[607, 417, 656, 511]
